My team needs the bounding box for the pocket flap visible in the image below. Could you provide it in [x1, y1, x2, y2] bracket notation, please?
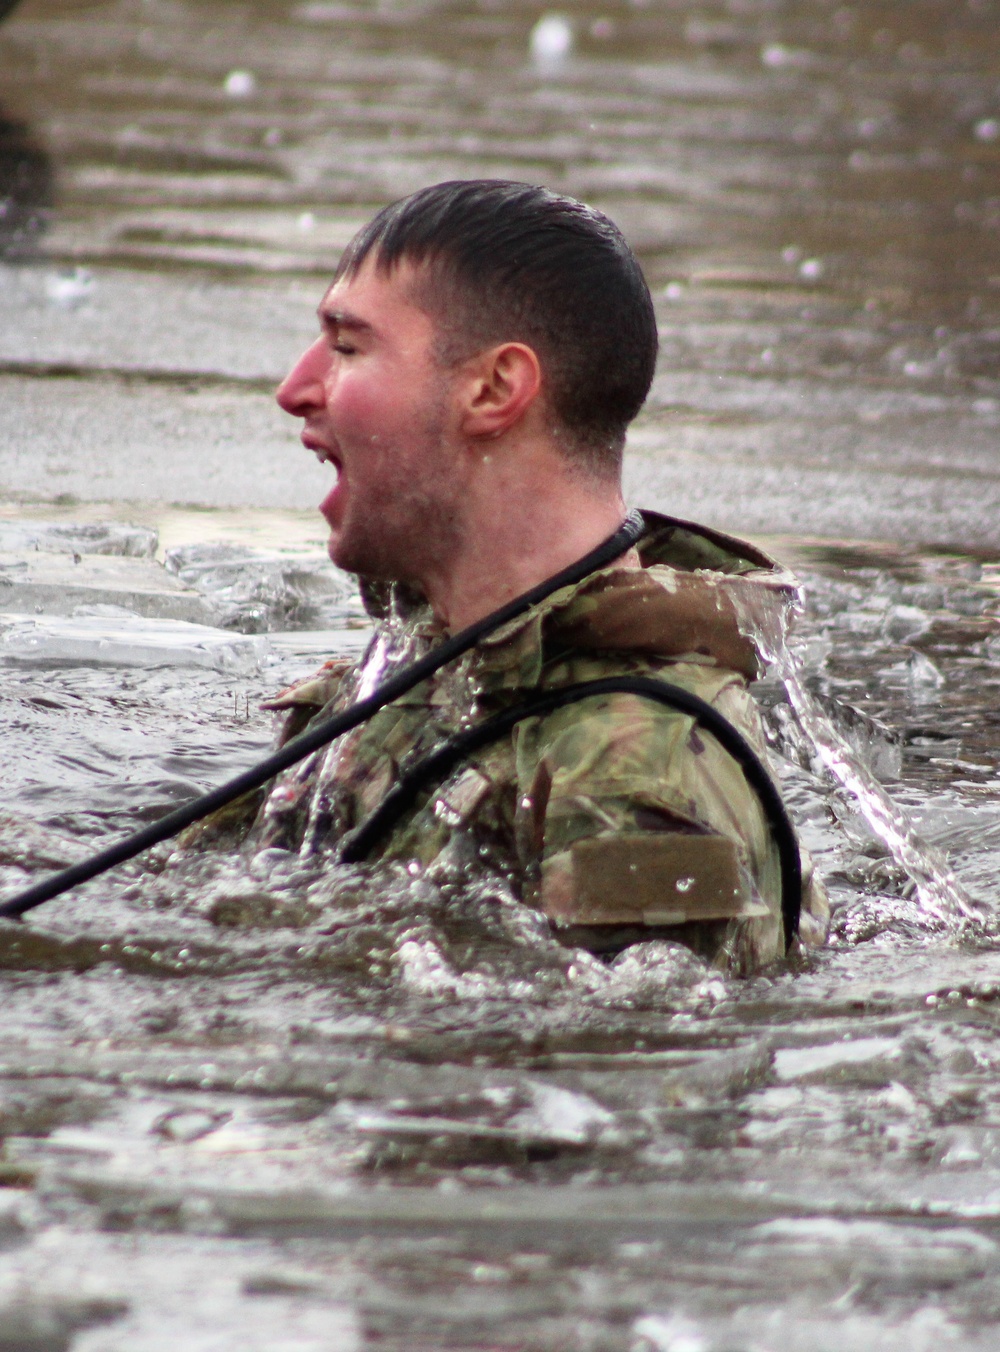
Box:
[552, 832, 769, 926]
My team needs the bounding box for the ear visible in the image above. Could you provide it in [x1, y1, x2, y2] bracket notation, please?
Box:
[458, 342, 543, 439]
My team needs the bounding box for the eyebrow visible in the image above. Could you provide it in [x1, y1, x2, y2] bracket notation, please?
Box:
[317, 304, 374, 335]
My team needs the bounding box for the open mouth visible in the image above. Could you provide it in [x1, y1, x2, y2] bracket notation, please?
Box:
[305, 439, 347, 533]
[304, 436, 343, 485]
[310, 445, 341, 475]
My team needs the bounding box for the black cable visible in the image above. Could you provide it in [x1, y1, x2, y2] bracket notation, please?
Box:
[339, 676, 801, 950]
[0, 511, 645, 920]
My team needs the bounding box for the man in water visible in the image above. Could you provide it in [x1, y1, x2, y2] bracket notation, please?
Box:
[218, 179, 827, 969]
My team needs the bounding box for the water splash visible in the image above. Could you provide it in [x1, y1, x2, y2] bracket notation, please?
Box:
[781, 653, 984, 927]
[529, 13, 573, 67]
[729, 580, 987, 930]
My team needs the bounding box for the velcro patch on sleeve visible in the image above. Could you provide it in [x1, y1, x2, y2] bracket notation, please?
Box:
[433, 767, 493, 828]
[552, 833, 769, 926]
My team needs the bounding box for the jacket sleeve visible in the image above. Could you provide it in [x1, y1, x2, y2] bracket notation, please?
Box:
[261, 658, 354, 746]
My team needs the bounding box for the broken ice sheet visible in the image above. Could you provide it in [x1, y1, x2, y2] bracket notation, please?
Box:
[0, 521, 157, 557]
[0, 613, 268, 673]
[163, 542, 359, 633]
[347, 1080, 617, 1158]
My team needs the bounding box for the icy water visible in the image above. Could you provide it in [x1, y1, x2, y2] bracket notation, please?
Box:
[1, 0, 1000, 1346]
[0, 532, 999, 1350]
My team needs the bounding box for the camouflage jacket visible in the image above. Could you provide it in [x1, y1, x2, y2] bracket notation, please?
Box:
[243, 510, 828, 973]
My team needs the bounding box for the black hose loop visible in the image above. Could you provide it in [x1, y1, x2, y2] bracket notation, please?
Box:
[339, 676, 801, 951]
[0, 512, 646, 920]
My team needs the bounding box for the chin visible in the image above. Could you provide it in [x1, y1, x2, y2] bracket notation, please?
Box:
[324, 518, 353, 570]
[327, 515, 419, 582]
[328, 531, 375, 578]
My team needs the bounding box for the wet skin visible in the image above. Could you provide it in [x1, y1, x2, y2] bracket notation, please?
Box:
[274, 259, 629, 632]
[276, 260, 466, 587]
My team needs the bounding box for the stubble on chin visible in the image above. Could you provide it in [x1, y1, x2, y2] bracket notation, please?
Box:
[333, 479, 463, 584]
[328, 406, 464, 584]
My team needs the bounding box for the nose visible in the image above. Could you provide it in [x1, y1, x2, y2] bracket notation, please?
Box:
[276, 337, 329, 417]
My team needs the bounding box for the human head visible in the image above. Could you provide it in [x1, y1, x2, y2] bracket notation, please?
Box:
[331, 179, 659, 480]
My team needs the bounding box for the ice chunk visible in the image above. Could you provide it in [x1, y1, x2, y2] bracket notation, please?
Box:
[44, 266, 94, 307]
[0, 550, 213, 623]
[72, 603, 141, 618]
[509, 1082, 615, 1144]
[748, 1217, 999, 1283]
[908, 649, 945, 695]
[883, 603, 931, 643]
[809, 690, 903, 783]
[0, 612, 268, 672]
[773, 1036, 902, 1082]
[164, 541, 357, 632]
[0, 520, 157, 557]
[632, 1314, 707, 1352]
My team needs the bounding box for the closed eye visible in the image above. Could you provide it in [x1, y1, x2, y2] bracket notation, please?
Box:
[317, 302, 374, 358]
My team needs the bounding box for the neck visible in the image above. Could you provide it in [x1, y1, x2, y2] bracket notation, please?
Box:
[418, 453, 635, 631]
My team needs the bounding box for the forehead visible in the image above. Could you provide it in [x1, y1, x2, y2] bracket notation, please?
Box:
[319, 257, 434, 335]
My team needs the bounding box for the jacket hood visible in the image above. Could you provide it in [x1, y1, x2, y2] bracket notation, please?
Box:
[476, 510, 799, 683]
[543, 509, 798, 679]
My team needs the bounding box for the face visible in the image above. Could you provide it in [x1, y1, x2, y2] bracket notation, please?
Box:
[276, 258, 465, 583]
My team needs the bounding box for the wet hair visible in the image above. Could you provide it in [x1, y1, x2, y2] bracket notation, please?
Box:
[332, 179, 659, 480]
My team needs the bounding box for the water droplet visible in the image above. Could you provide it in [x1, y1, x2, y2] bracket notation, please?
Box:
[530, 14, 573, 66]
[224, 70, 256, 98]
[44, 267, 94, 307]
[760, 42, 812, 69]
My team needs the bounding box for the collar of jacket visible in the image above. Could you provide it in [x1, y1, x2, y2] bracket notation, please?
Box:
[356, 509, 800, 688]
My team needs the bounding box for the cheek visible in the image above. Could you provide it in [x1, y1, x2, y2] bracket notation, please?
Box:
[326, 378, 366, 438]
[331, 368, 410, 444]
